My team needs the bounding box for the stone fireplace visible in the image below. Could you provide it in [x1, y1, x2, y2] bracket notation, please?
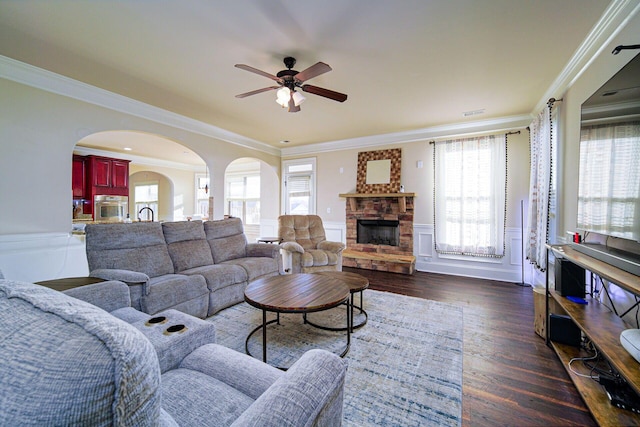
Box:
[341, 194, 416, 274]
[339, 148, 416, 274]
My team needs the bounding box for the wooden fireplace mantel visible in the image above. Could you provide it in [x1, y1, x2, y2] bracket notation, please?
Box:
[339, 192, 416, 213]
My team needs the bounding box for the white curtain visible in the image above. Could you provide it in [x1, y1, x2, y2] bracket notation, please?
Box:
[434, 134, 506, 257]
[526, 106, 552, 270]
[578, 121, 640, 239]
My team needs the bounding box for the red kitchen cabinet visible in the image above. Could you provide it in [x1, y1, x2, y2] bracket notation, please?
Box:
[78, 155, 131, 217]
[91, 156, 112, 188]
[72, 155, 86, 199]
[111, 160, 129, 191]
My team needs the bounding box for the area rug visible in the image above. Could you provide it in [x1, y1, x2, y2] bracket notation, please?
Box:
[208, 290, 463, 426]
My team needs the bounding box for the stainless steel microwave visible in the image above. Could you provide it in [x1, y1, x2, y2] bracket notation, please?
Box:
[94, 195, 128, 222]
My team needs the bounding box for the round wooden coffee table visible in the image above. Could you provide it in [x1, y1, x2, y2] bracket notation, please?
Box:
[309, 271, 369, 332]
[244, 273, 350, 367]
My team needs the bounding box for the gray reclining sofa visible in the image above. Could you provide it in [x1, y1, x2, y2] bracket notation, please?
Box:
[0, 278, 347, 426]
[85, 218, 280, 318]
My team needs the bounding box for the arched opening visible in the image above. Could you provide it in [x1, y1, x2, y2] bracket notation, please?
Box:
[73, 130, 206, 222]
[129, 171, 173, 222]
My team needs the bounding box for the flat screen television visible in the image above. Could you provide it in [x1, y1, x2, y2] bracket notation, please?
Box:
[577, 52, 640, 243]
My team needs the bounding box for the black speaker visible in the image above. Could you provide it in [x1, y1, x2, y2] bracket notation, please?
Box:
[550, 314, 581, 347]
[555, 258, 586, 298]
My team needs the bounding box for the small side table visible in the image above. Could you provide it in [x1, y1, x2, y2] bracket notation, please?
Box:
[308, 271, 369, 333]
[257, 237, 282, 244]
[35, 277, 105, 292]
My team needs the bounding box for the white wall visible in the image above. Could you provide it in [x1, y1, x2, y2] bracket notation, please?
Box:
[285, 131, 531, 282]
[0, 76, 280, 281]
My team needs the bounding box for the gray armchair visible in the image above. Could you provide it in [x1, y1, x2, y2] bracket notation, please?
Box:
[278, 215, 345, 273]
[0, 278, 348, 426]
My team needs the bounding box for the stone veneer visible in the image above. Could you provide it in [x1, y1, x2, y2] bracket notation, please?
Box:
[343, 195, 415, 274]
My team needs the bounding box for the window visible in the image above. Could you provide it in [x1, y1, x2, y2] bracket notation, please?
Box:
[577, 121, 640, 239]
[135, 183, 158, 221]
[433, 135, 506, 257]
[282, 158, 316, 215]
[195, 173, 210, 219]
[225, 174, 260, 225]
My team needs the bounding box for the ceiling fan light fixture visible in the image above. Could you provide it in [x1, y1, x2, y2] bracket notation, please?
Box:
[292, 91, 306, 106]
[276, 86, 290, 107]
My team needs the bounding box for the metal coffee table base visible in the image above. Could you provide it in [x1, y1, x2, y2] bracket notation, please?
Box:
[303, 291, 368, 333]
[245, 310, 351, 370]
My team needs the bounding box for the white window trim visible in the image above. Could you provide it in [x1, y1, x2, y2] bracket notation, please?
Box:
[281, 157, 316, 215]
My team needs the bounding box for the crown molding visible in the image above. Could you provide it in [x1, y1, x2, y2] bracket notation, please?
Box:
[280, 114, 533, 156]
[72, 146, 204, 172]
[0, 55, 280, 157]
[533, 0, 640, 114]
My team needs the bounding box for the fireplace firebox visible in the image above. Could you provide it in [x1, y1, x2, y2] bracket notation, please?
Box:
[357, 219, 400, 246]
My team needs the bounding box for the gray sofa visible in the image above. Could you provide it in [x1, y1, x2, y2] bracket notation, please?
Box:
[85, 218, 280, 318]
[0, 278, 348, 426]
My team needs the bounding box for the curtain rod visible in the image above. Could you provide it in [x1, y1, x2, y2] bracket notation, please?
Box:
[548, 97, 563, 106]
[428, 129, 521, 144]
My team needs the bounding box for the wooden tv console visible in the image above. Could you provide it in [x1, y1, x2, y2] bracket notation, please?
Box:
[545, 244, 640, 426]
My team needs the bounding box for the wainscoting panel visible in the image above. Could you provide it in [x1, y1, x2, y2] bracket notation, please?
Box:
[0, 233, 89, 282]
[413, 224, 525, 283]
[323, 221, 347, 244]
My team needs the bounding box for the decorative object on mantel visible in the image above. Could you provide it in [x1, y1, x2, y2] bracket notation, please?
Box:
[356, 148, 402, 193]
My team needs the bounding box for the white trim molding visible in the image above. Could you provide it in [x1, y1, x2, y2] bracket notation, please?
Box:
[0, 55, 280, 157]
[414, 224, 527, 283]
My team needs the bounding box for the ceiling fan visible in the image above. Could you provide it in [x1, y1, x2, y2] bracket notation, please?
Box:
[234, 57, 348, 112]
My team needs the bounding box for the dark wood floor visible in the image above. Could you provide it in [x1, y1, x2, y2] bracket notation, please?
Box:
[343, 267, 596, 427]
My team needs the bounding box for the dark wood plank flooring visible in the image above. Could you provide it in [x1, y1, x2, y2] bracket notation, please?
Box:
[343, 267, 596, 427]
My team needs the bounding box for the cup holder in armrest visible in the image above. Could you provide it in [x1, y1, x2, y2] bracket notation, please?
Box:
[145, 316, 167, 326]
[164, 324, 187, 335]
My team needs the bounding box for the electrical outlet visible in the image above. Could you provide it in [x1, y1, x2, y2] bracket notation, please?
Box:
[327, 207, 331, 213]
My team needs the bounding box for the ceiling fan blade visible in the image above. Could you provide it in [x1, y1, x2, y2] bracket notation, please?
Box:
[294, 62, 332, 83]
[235, 64, 282, 83]
[301, 84, 348, 102]
[235, 86, 280, 98]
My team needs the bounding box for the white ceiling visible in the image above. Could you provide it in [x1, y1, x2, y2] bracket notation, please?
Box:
[0, 0, 612, 157]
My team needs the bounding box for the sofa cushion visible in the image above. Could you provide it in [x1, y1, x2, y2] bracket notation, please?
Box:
[162, 369, 254, 426]
[204, 219, 248, 263]
[181, 264, 247, 292]
[301, 249, 339, 268]
[222, 258, 278, 282]
[86, 222, 174, 278]
[0, 280, 163, 426]
[162, 221, 214, 272]
[142, 274, 208, 317]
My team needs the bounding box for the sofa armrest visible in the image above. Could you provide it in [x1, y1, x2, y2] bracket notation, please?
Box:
[280, 241, 304, 254]
[231, 349, 347, 427]
[317, 240, 346, 253]
[63, 280, 131, 312]
[90, 268, 150, 294]
[179, 344, 283, 400]
[246, 243, 280, 259]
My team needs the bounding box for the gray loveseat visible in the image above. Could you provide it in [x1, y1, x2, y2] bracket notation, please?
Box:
[86, 218, 280, 318]
[0, 278, 348, 426]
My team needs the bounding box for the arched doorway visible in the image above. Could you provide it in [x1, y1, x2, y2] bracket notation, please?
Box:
[74, 130, 206, 222]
